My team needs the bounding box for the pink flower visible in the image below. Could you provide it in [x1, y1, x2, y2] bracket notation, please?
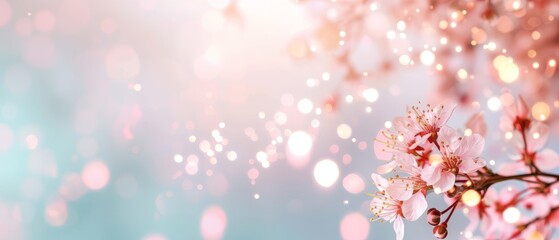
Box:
[465, 112, 487, 137]
[499, 94, 530, 132]
[421, 126, 486, 193]
[406, 103, 455, 143]
[370, 174, 427, 240]
[473, 188, 518, 239]
[374, 116, 432, 173]
[500, 122, 559, 173]
[385, 155, 428, 201]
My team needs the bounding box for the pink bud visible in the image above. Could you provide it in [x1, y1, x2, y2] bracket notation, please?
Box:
[433, 223, 448, 239]
[427, 208, 441, 226]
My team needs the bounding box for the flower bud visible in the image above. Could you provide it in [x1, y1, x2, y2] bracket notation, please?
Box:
[427, 208, 441, 226]
[433, 223, 448, 239]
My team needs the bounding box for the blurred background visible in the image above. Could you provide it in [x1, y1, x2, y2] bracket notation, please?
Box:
[0, 0, 558, 239]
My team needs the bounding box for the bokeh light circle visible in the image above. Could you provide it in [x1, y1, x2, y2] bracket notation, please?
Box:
[313, 159, 339, 188]
[200, 206, 227, 240]
[81, 161, 110, 190]
[342, 174, 365, 194]
[340, 212, 369, 240]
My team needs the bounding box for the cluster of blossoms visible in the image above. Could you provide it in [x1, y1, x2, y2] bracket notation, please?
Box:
[371, 96, 559, 239]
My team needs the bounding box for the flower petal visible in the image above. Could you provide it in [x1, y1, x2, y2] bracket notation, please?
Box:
[525, 194, 550, 218]
[527, 122, 549, 152]
[466, 112, 487, 137]
[402, 192, 427, 221]
[435, 171, 455, 193]
[393, 215, 404, 240]
[377, 161, 397, 174]
[459, 157, 486, 174]
[374, 130, 394, 161]
[497, 161, 525, 175]
[371, 173, 388, 191]
[421, 164, 441, 185]
[535, 148, 559, 170]
[456, 134, 485, 161]
[386, 181, 413, 201]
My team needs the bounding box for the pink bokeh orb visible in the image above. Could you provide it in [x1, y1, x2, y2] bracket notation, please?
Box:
[105, 45, 140, 81]
[0, 124, 13, 152]
[0, 0, 11, 27]
[200, 206, 227, 240]
[34, 10, 56, 32]
[44, 199, 68, 227]
[342, 173, 365, 194]
[340, 213, 370, 240]
[81, 161, 110, 190]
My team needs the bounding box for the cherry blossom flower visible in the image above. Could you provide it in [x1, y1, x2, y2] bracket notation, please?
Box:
[374, 116, 432, 173]
[421, 126, 486, 193]
[370, 174, 427, 240]
[406, 104, 455, 144]
[385, 155, 428, 201]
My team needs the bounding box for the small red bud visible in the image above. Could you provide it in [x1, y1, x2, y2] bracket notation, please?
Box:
[427, 208, 441, 226]
[433, 223, 448, 239]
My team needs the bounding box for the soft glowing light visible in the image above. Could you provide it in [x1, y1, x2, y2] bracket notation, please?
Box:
[457, 69, 468, 80]
[342, 174, 365, 194]
[288, 131, 312, 156]
[505, 131, 513, 139]
[313, 159, 339, 188]
[384, 121, 392, 128]
[340, 213, 370, 240]
[531, 102, 550, 121]
[399, 54, 411, 65]
[464, 128, 472, 136]
[226, 151, 237, 161]
[200, 206, 227, 239]
[82, 161, 110, 190]
[336, 124, 352, 139]
[362, 88, 379, 102]
[550, 59, 557, 67]
[174, 154, 183, 163]
[429, 154, 442, 166]
[498, 61, 519, 83]
[45, 199, 68, 227]
[297, 98, 314, 114]
[420, 50, 435, 66]
[396, 20, 406, 31]
[487, 97, 501, 111]
[503, 207, 521, 223]
[527, 231, 545, 240]
[26, 134, 39, 150]
[461, 189, 481, 207]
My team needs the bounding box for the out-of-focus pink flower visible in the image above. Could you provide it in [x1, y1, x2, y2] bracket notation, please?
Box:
[370, 174, 427, 240]
[475, 188, 517, 239]
[501, 121, 559, 173]
[500, 94, 530, 132]
[421, 127, 486, 193]
[465, 112, 487, 137]
[523, 194, 551, 218]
